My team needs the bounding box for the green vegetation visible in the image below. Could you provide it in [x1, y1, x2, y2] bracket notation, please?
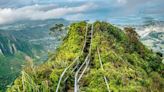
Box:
[49, 23, 67, 40]
[7, 21, 164, 92]
[0, 52, 25, 91]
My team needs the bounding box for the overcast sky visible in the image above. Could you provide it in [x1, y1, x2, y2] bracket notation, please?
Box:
[0, 0, 164, 25]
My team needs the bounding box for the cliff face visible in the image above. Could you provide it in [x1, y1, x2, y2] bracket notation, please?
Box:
[0, 19, 69, 57]
[0, 19, 69, 91]
[7, 21, 164, 92]
[0, 33, 33, 56]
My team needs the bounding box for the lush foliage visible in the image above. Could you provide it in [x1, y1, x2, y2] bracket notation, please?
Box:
[7, 21, 164, 92]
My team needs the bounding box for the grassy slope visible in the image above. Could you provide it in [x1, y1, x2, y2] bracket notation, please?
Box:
[7, 21, 164, 92]
[0, 52, 25, 91]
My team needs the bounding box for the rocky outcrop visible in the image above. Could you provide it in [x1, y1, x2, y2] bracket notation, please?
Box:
[0, 48, 4, 56]
[0, 34, 32, 56]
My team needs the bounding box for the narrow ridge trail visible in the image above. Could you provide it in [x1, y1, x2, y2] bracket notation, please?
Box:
[55, 24, 91, 92]
[56, 23, 110, 92]
[74, 24, 93, 92]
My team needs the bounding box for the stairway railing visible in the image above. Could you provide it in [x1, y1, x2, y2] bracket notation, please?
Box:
[55, 57, 79, 92]
[56, 24, 89, 92]
[74, 54, 90, 92]
[74, 24, 94, 92]
[97, 48, 110, 92]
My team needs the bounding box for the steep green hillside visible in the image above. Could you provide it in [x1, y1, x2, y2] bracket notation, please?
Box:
[0, 19, 69, 91]
[0, 33, 43, 91]
[7, 21, 164, 92]
[0, 52, 25, 91]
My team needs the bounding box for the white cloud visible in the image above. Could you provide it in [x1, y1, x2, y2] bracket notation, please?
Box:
[0, 3, 96, 25]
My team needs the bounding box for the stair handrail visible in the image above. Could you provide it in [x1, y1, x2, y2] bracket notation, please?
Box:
[74, 24, 94, 92]
[56, 56, 79, 92]
[97, 48, 110, 92]
[56, 23, 89, 92]
[74, 54, 89, 92]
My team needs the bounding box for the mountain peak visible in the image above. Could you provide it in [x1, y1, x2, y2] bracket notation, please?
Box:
[7, 21, 164, 92]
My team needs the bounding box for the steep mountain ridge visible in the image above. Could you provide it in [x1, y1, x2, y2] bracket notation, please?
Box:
[7, 21, 164, 92]
[0, 19, 70, 91]
[0, 32, 34, 56]
[0, 19, 70, 53]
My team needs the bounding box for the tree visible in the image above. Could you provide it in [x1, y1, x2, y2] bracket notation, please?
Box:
[49, 24, 66, 40]
[50, 24, 64, 32]
[124, 27, 140, 41]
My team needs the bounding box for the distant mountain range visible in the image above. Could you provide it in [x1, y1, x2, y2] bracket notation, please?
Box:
[137, 24, 164, 55]
[0, 18, 70, 91]
[0, 18, 70, 56]
[136, 21, 164, 55]
[117, 21, 164, 55]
